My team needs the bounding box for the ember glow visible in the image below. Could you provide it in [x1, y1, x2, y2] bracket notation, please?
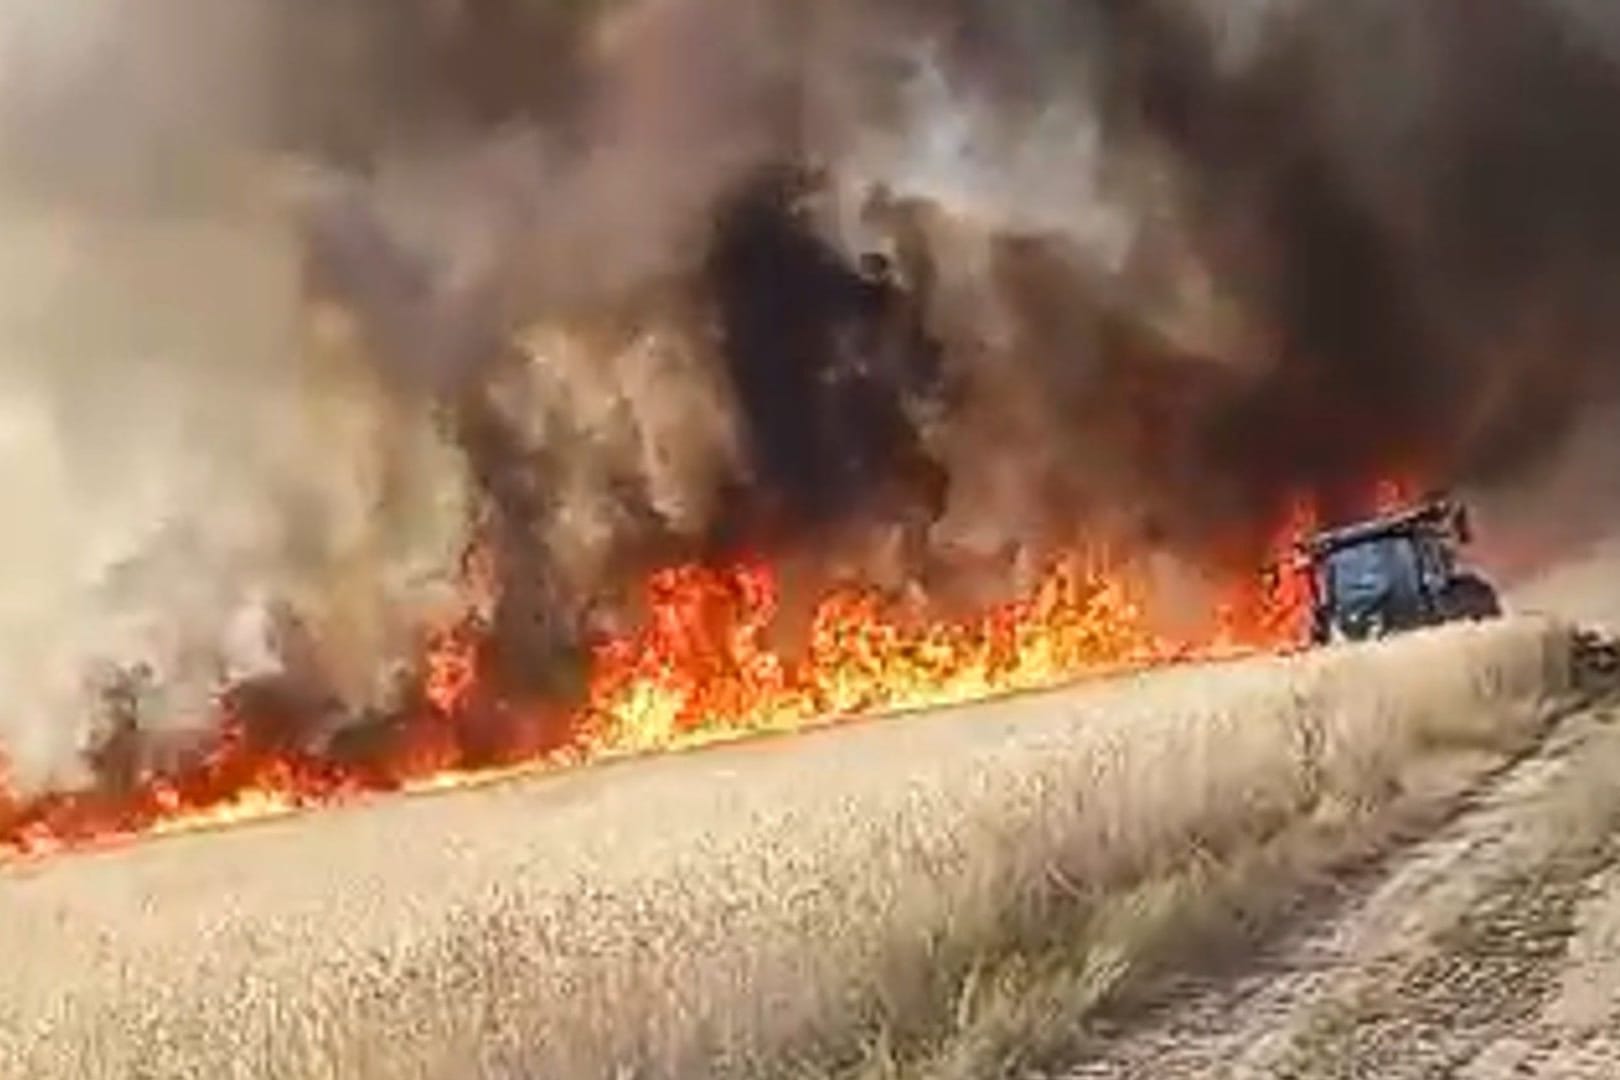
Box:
[0, 516, 1320, 858]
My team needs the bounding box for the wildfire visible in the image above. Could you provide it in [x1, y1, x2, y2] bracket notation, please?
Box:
[580, 555, 1189, 756]
[0, 515, 1323, 860]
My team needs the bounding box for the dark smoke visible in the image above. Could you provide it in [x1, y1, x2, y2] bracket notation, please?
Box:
[8, 0, 1620, 789]
[1084, 0, 1620, 518]
[703, 165, 945, 533]
[291, 0, 1620, 673]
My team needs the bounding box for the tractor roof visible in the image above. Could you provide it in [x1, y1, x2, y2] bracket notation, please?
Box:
[1302, 501, 1453, 558]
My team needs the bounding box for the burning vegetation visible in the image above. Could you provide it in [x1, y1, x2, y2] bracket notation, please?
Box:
[2, 0, 1620, 855]
[0, 149, 1367, 856]
[0, 535, 1316, 857]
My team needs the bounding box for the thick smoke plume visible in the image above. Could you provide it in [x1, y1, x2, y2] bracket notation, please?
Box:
[2, 0, 1618, 791]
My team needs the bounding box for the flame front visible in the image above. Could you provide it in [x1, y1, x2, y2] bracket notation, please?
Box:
[0, 525, 1317, 858]
[580, 555, 1183, 755]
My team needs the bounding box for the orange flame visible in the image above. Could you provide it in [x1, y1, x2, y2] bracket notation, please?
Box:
[0, 509, 1335, 859]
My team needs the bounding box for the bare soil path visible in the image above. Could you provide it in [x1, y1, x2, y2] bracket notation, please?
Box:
[1051, 564, 1620, 1079]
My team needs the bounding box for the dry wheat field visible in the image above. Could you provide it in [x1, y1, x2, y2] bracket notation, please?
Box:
[0, 617, 1575, 1079]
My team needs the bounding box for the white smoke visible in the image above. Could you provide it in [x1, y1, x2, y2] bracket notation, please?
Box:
[0, 4, 470, 791]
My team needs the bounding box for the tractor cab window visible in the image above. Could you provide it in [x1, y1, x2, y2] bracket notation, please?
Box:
[1321, 536, 1423, 618]
[1301, 498, 1502, 644]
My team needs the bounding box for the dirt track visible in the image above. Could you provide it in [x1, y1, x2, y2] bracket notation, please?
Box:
[1045, 554, 1620, 1079]
[1056, 690, 1620, 1078]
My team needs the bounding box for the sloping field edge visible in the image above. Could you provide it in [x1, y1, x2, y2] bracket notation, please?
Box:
[0, 617, 1577, 1079]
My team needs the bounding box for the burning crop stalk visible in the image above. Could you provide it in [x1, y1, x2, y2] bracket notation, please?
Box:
[0, 530, 1313, 856]
[2, 0, 1619, 854]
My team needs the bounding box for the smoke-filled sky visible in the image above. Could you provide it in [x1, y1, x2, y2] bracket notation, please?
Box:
[1, 0, 1618, 789]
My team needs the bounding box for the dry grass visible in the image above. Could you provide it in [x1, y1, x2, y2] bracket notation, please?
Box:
[0, 618, 1574, 1079]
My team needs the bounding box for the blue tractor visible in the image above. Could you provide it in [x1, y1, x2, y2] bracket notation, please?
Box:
[1297, 497, 1502, 645]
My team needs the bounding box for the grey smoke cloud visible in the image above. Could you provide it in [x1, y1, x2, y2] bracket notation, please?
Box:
[0, 2, 472, 791]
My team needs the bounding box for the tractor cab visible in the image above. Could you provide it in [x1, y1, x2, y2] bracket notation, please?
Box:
[1297, 497, 1501, 644]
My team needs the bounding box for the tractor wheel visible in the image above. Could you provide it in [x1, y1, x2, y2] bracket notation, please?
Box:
[1310, 610, 1333, 646]
[1332, 609, 1386, 642]
[1439, 573, 1503, 623]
